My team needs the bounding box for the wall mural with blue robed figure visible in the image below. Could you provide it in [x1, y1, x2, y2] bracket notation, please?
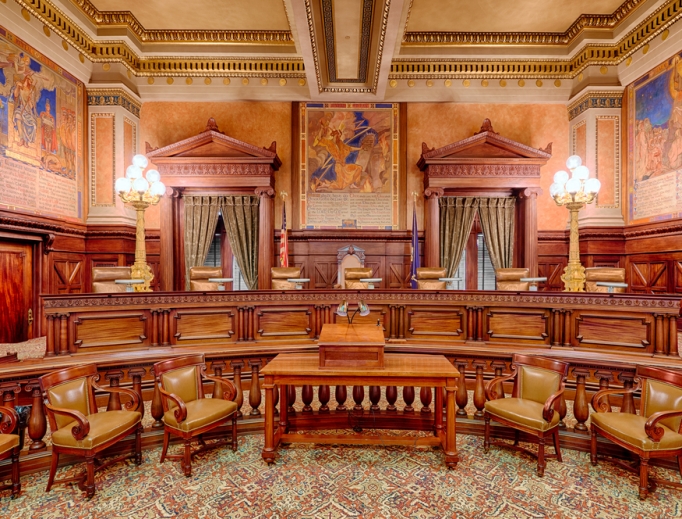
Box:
[300, 103, 399, 229]
[628, 51, 682, 224]
[0, 25, 84, 222]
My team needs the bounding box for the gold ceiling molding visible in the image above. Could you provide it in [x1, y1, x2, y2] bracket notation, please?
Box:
[12, 0, 305, 76]
[69, 0, 293, 44]
[402, 0, 647, 46]
[566, 90, 623, 120]
[391, 0, 682, 79]
[305, 0, 390, 94]
[87, 87, 141, 117]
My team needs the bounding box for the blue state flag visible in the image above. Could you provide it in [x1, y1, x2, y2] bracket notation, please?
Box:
[410, 203, 420, 289]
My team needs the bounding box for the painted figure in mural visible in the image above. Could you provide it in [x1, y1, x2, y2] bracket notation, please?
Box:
[308, 110, 391, 194]
[10, 69, 38, 147]
[39, 98, 58, 154]
[59, 108, 77, 176]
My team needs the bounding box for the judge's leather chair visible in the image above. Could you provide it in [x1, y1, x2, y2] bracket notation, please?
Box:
[495, 268, 530, 291]
[0, 405, 20, 499]
[152, 354, 238, 477]
[271, 267, 302, 290]
[39, 364, 142, 499]
[483, 354, 569, 477]
[416, 267, 447, 290]
[585, 267, 626, 293]
[590, 365, 682, 500]
[344, 267, 373, 289]
[92, 266, 131, 293]
[189, 266, 223, 291]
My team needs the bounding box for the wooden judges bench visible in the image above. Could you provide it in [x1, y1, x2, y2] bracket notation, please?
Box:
[39, 289, 679, 356]
[0, 289, 680, 479]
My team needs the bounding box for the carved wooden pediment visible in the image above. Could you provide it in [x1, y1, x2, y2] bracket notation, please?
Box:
[146, 118, 281, 169]
[417, 119, 551, 189]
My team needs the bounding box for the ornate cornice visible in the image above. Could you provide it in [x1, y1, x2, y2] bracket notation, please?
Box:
[12, 0, 305, 77]
[0, 213, 86, 236]
[87, 88, 141, 118]
[427, 164, 541, 177]
[567, 90, 623, 120]
[402, 0, 646, 47]
[70, 0, 293, 45]
[623, 221, 682, 238]
[42, 290, 680, 310]
[159, 163, 273, 176]
[391, 0, 682, 80]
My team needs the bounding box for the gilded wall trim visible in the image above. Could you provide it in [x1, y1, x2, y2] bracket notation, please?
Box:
[89, 112, 115, 208]
[69, 0, 293, 44]
[595, 115, 621, 210]
[567, 91, 623, 121]
[402, 0, 647, 47]
[88, 88, 141, 118]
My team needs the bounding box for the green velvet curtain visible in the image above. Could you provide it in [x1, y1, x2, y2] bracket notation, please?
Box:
[477, 197, 516, 270]
[221, 196, 260, 290]
[183, 196, 222, 290]
[439, 197, 479, 278]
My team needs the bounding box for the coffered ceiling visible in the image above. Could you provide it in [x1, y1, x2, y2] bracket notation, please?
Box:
[5, 0, 681, 102]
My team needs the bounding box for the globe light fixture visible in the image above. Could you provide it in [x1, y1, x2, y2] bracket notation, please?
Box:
[549, 155, 601, 291]
[115, 154, 166, 292]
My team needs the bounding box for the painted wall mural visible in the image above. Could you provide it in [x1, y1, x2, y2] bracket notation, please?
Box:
[300, 102, 398, 229]
[0, 26, 83, 221]
[628, 51, 682, 224]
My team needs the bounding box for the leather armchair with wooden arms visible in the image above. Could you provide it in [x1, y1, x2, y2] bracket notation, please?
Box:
[39, 364, 142, 499]
[416, 267, 447, 290]
[495, 268, 530, 291]
[590, 365, 682, 500]
[271, 267, 302, 290]
[152, 354, 238, 477]
[483, 354, 570, 476]
[0, 405, 20, 499]
[585, 267, 626, 293]
[91, 266, 132, 293]
[344, 267, 373, 289]
[189, 266, 223, 291]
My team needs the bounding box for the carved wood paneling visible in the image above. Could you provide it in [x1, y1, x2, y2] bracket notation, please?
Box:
[406, 307, 464, 339]
[51, 254, 85, 294]
[538, 260, 565, 291]
[172, 308, 236, 345]
[73, 312, 148, 351]
[256, 307, 313, 338]
[574, 312, 652, 352]
[629, 261, 668, 293]
[486, 308, 550, 344]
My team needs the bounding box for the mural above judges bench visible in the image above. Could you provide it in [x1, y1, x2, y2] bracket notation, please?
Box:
[628, 50, 682, 224]
[0, 26, 83, 221]
[300, 103, 398, 229]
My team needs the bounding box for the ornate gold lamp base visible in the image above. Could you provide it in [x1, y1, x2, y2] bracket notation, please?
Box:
[130, 262, 154, 292]
[130, 200, 154, 292]
[562, 201, 586, 292]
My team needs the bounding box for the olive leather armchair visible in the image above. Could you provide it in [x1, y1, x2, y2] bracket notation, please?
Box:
[416, 267, 447, 290]
[0, 405, 20, 499]
[152, 354, 238, 477]
[39, 364, 142, 499]
[590, 365, 682, 500]
[483, 354, 569, 476]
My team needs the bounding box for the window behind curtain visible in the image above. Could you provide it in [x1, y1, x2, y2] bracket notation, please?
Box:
[203, 232, 248, 290]
[477, 233, 496, 290]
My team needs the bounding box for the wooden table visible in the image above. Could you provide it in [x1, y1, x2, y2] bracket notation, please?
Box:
[260, 353, 460, 468]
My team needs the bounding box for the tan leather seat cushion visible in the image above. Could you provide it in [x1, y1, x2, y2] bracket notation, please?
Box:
[417, 280, 446, 290]
[190, 280, 220, 291]
[272, 279, 296, 290]
[497, 281, 530, 291]
[416, 267, 447, 279]
[51, 411, 141, 449]
[0, 434, 19, 455]
[163, 398, 238, 432]
[591, 412, 682, 451]
[484, 398, 560, 431]
[345, 280, 369, 289]
[271, 267, 301, 279]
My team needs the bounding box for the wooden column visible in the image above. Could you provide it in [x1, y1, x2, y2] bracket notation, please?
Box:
[256, 187, 275, 290]
[423, 187, 443, 268]
[518, 187, 542, 277]
[159, 187, 180, 292]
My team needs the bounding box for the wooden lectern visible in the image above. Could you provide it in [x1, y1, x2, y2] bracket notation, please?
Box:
[317, 323, 385, 369]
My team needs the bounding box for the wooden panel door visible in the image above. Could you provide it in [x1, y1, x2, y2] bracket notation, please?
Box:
[0, 241, 33, 342]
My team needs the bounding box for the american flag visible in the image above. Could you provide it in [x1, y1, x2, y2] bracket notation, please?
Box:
[279, 203, 289, 267]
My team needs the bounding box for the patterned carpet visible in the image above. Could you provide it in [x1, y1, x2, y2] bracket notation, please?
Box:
[2, 432, 682, 519]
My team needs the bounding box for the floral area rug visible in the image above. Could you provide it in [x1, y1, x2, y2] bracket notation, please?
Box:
[2, 432, 681, 519]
